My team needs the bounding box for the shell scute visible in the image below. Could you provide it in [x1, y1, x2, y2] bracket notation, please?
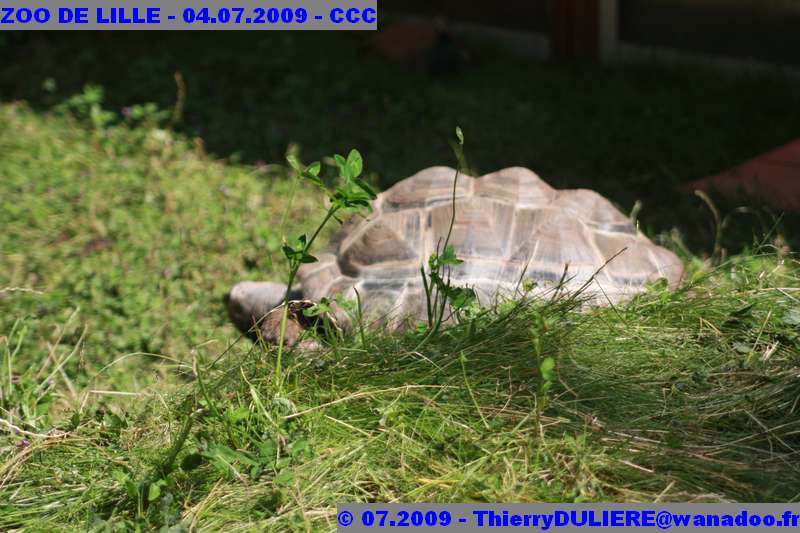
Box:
[474, 167, 556, 207]
[381, 166, 471, 212]
[554, 189, 636, 234]
[425, 198, 513, 261]
[339, 218, 419, 278]
[594, 232, 663, 286]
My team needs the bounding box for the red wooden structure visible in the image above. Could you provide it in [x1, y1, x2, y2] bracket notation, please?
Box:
[687, 139, 800, 213]
[551, 0, 600, 60]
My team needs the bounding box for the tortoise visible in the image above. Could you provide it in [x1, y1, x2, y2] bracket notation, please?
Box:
[227, 166, 684, 345]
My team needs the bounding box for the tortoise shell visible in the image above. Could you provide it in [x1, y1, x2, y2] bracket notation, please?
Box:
[297, 167, 683, 323]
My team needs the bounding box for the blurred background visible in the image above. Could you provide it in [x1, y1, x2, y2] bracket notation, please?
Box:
[3, 0, 799, 254]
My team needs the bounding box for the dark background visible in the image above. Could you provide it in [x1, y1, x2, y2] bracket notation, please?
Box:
[2, 0, 799, 252]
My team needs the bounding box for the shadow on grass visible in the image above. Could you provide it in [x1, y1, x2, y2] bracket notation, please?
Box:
[3, 31, 800, 250]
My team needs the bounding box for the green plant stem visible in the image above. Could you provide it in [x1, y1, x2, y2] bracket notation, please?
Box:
[354, 287, 366, 348]
[305, 209, 337, 253]
[460, 353, 489, 430]
[418, 161, 462, 349]
[420, 266, 432, 327]
[274, 270, 297, 392]
[431, 157, 461, 328]
[156, 402, 196, 477]
[274, 208, 338, 391]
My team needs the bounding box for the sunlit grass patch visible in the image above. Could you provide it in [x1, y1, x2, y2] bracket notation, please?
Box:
[1, 102, 799, 531]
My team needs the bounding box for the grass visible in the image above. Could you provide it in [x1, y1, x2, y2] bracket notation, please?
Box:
[1, 39, 800, 528]
[1, 96, 800, 530]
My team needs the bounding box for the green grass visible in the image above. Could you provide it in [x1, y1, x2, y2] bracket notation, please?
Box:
[1, 95, 800, 531]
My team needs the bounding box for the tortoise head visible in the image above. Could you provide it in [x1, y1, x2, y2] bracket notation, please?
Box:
[225, 281, 331, 348]
[225, 281, 292, 336]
